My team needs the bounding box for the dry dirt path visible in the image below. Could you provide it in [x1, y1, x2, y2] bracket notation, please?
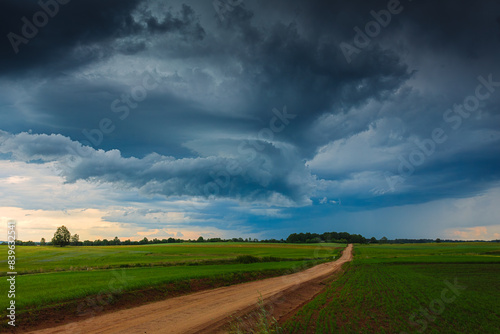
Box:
[28, 244, 353, 334]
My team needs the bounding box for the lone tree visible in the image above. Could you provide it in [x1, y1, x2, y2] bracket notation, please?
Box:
[70, 234, 79, 246]
[52, 226, 71, 247]
[40, 238, 46, 246]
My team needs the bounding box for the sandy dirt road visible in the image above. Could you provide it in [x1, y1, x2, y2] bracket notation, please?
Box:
[28, 244, 353, 334]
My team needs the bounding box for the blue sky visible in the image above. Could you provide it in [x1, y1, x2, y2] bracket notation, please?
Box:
[1, 0, 500, 241]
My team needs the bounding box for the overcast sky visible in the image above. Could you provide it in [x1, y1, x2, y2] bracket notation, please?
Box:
[1, 0, 499, 241]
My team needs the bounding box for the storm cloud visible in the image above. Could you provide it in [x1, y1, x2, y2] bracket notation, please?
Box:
[1, 0, 499, 239]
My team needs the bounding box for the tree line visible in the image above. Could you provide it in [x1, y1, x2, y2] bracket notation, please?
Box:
[8, 225, 500, 247]
[12, 226, 377, 246]
[285, 231, 369, 244]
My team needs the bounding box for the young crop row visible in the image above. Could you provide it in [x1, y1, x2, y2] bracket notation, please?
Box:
[283, 243, 500, 333]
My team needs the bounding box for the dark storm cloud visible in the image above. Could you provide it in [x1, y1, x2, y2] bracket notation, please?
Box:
[202, 0, 500, 156]
[211, 1, 413, 149]
[0, 0, 499, 211]
[397, 0, 500, 58]
[0, 0, 204, 75]
[142, 3, 205, 39]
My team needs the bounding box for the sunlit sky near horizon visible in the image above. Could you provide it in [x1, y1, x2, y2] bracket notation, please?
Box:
[1, 0, 500, 242]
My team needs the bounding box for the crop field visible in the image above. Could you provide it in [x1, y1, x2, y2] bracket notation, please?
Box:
[0, 243, 343, 320]
[283, 243, 500, 333]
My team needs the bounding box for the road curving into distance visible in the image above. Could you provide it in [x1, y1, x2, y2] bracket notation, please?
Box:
[28, 244, 353, 334]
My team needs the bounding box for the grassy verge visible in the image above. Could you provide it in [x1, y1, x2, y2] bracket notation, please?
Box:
[229, 298, 284, 334]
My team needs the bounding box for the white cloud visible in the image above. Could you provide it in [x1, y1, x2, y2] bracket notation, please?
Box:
[307, 118, 408, 177]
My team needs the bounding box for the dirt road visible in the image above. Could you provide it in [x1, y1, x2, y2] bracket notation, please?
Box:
[28, 244, 353, 334]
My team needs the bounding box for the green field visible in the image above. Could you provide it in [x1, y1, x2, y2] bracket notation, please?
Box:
[0, 243, 343, 274]
[0, 243, 343, 319]
[283, 243, 500, 333]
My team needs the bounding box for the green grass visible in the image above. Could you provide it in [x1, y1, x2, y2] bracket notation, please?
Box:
[0, 243, 344, 274]
[283, 243, 500, 334]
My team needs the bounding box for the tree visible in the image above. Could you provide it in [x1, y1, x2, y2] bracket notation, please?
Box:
[52, 226, 71, 247]
[40, 238, 46, 246]
[286, 233, 300, 243]
[113, 236, 121, 245]
[436, 238, 441, 243]
[380, 236, 388, 244]
[350, 234, 366, 244]
[70, 234, 79, 246]
[370, 237, 378, 244]
[197, 236, 204, 242]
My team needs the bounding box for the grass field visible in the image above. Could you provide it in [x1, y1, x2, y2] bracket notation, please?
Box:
[283, 243, 500, 333]
[0, 242, 343, 320]
[0, 243, 343, 274]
